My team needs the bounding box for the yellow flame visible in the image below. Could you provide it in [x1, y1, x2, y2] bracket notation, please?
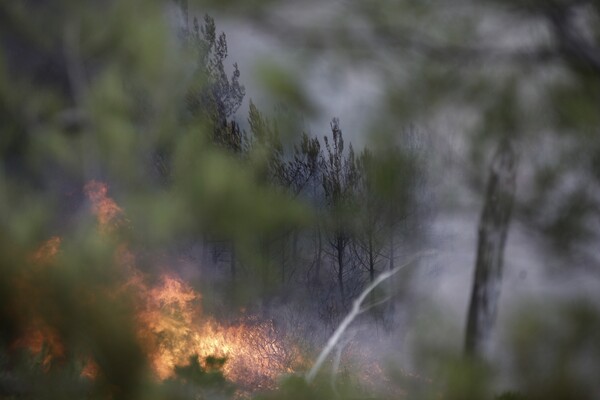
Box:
[18, 181, 302, 391]
[133, 274, 301, 389]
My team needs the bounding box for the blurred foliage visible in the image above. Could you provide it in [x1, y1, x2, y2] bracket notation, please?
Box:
[163, 355, 234, 399]
[2, 0, 600, 400]
[509, 300, 600, 400]
[0, 1, 306, 398]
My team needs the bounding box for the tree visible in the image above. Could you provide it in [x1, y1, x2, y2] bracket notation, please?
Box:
[246, 101, 323, 287]
[465, 140, 518, 357]
[184, 14, 246, 152]
[353, 149, 387, 284]
[248, 101, 320, 195]
[5, 0, 600, 398]
[296, 0, 600, 358]
[0, 3, 308, 398]
[321, 119, 360, 306]
[175, 11, 251, 283]
[153, 11, 249, 183]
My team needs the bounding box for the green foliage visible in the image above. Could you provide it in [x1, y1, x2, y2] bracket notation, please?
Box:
[495, 392, 527, 400]
[256, 63, 316, 117]
[159, 356, 234, 400]
[322, 119, 359, 227]
[248, 101, 320, 194]
[0, 1, 305, 398]
[2, 1, 600, 400]
[172, 355, 230, 388]
[508, 300, 600, 400]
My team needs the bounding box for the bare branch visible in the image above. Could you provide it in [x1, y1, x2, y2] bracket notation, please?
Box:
[330, 329, 355, 396]
[305, 250, 436, 383]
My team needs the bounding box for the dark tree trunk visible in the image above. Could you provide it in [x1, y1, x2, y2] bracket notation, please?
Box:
[368, 236, 375, 282]
[337, 238, 345, 304]
[315, 227, 322, 284]
[465, 140, 518, 357]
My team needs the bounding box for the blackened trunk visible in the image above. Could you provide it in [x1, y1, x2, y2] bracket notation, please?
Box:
[465, 141, 517, 357]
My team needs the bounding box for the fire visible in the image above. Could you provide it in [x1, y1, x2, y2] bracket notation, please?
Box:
[84, 180, 127, 234]
[12, 322, 65, 371]
[134, 273, 300, 389]
[16, 181, 301, 392]
[10, 236, 65, 371]
[29, 236, 61, 263]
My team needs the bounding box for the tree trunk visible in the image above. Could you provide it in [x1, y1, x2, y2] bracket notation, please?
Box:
[337, 238, 345, 304]
[386, 231, 396, 319]
[368, 236, 375, 283]
[465, 140, 518, 357]
[315, 227, 322, 284]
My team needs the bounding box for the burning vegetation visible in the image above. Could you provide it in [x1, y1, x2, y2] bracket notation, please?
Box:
[13, 181, 303, 393]
[133, 274, 302, 390]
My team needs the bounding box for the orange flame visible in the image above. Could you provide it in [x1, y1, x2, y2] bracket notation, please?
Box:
[12, 323, 65, 371]
[11, 237, 65, 371]
[18, 181, 302, 392]
[84, 180, 127, 234]
[133, 274, 301, 389]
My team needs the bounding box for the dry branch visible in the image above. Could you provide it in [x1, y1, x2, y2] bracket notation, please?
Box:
[305, 250, 435, 383]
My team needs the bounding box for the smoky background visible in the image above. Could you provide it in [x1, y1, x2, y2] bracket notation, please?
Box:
[2, 1, 600, 399]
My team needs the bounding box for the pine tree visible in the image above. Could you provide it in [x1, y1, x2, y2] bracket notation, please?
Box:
[321, 118, 360, 305]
